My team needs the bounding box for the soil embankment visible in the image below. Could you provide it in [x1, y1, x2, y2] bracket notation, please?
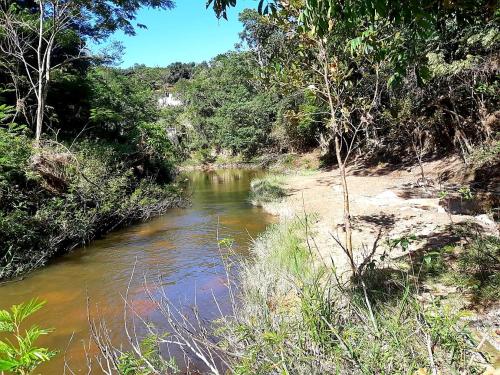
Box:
[263, 157, 498, 273]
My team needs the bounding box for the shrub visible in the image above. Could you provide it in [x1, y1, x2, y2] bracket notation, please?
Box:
[0, 107, 32, 185]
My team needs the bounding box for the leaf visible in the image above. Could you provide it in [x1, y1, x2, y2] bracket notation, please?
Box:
[11, 298, 46, 324]
[0, 321, 14, 333]
[0, 309, 12, 323]
[0, 340, 15, 356]
[387, 73, 401, 88]
[258, 0, 264, 15]
[416, 65, 431, 86]
[269, 3, 277, 16]
[0, 359, 17, 371]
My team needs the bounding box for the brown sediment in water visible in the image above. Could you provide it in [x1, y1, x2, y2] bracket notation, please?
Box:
[0, 169, 275, 374]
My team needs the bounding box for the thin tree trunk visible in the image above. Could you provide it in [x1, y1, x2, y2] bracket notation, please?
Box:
[35, 90, 44, 143]
[35, 0, 45, 145]
[335, 134, 355, 274]
[319, 41, 356, 276]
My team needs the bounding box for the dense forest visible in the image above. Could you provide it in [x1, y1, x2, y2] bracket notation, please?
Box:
[0, 0, 499, 373]
[0, 0, 188, 278]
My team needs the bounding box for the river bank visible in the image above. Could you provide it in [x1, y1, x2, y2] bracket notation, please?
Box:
[178, 153, 282, 172]
[222, 155, 500, 374]
[0, 140, 188, 281]
[261, 156, 498, 273]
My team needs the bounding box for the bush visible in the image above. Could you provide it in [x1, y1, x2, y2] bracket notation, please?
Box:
[0, 107, 32, 185]
[0, 138, 185, 279]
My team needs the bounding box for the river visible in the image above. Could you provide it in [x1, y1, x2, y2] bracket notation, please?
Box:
[0, 169, 274, 374]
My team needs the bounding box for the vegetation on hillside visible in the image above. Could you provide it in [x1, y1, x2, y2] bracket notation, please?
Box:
[0, 1, 190, 279]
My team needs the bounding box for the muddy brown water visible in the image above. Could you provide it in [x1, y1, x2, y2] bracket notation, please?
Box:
[0, 169, 274, 374]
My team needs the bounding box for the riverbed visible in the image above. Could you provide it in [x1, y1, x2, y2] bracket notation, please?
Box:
[0, 169, 274, 373]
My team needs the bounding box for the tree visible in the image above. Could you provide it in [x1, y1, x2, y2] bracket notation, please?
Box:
[0, 0, 174, 144]
[177, 52, 278, 157]
[209, 0, 498, 276]
[87, 66, 158, 139]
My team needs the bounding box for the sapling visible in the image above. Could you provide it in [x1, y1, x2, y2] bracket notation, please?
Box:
[0, 298, 56, 375]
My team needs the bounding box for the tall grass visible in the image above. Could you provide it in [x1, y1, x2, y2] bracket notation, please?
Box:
[218, 216, 486, 375]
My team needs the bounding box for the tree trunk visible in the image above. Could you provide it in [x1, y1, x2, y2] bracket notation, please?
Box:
[335, 134, 355, 275]
[319, 40, 356, 276]
[35, 91, 44, 143]
[35, 0, 45, 146]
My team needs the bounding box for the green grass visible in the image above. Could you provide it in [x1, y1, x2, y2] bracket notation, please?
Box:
[249, 175, 287, 206]
[218, 216, 486, 375]
[421, 235, 500, 305]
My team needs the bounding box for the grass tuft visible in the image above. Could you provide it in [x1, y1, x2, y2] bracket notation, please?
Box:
[249, 175, 287, 207]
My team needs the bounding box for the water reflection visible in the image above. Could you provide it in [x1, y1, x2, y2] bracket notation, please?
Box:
[0, 169, 273, 373]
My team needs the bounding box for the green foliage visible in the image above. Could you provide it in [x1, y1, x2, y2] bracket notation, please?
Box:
[276, 89, 325, 151]
[454, 235, 500, 302]
[0, 0, 175, 141]
[458, 186, 474, 200]
[117, 334, 178, 375]
[177, 52, 279, 158]
[88, 67, 158, 138]
[138, 121, 177, 170]
[387, 234, 418, 252]
[0, 299, 56, 374]
[422, 235, 500, 304]
[212, 0, 498, 164]
[468, 140, 500, 168]
[218, 237, 235, 248]
[0, 106, 32, 184]
[0, 138, 184, 279]
[220, 217, 481, 374]
[264, 218, 312, 276]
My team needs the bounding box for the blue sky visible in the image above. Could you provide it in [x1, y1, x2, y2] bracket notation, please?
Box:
[102, 0, 256, 68]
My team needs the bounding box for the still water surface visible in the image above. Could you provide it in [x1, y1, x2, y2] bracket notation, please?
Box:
[0, 169, 274, 373]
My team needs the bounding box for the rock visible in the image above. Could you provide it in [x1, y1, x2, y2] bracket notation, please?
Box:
[476, 214, 496, 226]
[475, 214, 498, 235]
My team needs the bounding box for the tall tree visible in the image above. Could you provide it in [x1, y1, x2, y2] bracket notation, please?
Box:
[0, 0, 174, 144]
[208, 0, 498, 276]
